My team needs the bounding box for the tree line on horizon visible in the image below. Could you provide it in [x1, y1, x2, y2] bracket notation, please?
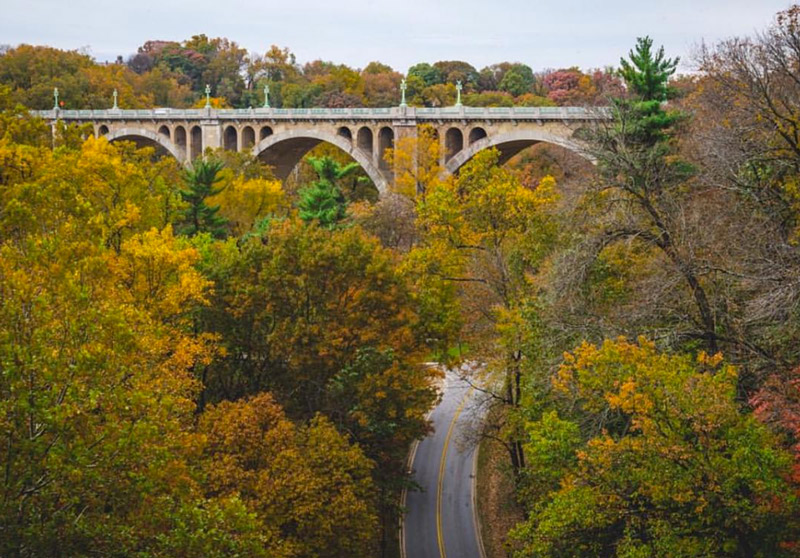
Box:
[0, 37, 624, 110]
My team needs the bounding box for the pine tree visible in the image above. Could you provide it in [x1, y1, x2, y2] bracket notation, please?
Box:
[297, 156, 359, 228]
[178, 158, 228, 238]
[298, 180, 348, 228]
[619, 36, 679, 102]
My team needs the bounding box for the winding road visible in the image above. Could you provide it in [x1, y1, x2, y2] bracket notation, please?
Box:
[403, 371, 484, 558]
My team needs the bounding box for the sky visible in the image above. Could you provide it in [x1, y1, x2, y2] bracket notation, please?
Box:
[0, 0, 792, 72]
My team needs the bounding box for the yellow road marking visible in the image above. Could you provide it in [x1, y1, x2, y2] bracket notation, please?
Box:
[437, 385, 474, 558]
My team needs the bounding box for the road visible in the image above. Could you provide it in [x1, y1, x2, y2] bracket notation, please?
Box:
[403, 371, 484, 558]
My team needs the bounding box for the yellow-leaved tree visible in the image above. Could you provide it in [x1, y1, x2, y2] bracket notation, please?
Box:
[207, 175, 286, 236]
[384, 124, 445, 199]
[198, 392, 378, 558]
[407, 147, 559, 476]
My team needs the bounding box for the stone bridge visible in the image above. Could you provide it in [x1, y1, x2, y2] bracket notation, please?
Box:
[33, 105, 607, 193]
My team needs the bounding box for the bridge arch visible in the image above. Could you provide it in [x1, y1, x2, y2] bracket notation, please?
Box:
[444, 128, 464, 162]
[242, 126, 256, 149]
[253, 128, 388, 194]
[105, 127, 183, 161]
[378, 127, 394, 171]
[223, 125, 238, 152]
[174, 126, 187, 156]
[356, 126, 373, 155]
[445, 129, 592, 175]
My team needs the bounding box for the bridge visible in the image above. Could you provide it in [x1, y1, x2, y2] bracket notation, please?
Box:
[33, 105, 606, 193]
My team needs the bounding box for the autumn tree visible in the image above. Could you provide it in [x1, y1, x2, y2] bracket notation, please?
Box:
[0, 122, 217, 555]
[384, 124, 445, 199]
[406, 148, 559, 475]
[576, 37, 724, 355]
[195, 217, 438, 555]
[511, 338, 798, 558]
[693, 6, 800, 371]
[198, 392, 378, 558]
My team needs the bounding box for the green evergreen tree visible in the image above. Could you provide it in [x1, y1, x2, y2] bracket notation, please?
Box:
[178, 158, 228, 238]
[298, 180, 347, 228]
[619, 36, 679, 101]
[306, 155, 360, 185]
[297, 156, 360, 228]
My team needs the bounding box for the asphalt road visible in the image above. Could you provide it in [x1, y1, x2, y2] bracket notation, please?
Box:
[404, 371, 483, 558]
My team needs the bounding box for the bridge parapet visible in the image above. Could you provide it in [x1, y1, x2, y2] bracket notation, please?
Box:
[31, 105, 610, 122]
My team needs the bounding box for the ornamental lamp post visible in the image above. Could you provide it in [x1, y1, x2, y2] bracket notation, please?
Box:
[205, 84, 211, 108]
[400, 78, 407, 108]
[112, 88, 118, 110]
[53, 87, 59, 110]
[263, 84, 270, 108]
[455, 80, 463, 107]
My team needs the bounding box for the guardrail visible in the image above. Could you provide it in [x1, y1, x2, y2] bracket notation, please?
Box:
[30, 106, 611, 121]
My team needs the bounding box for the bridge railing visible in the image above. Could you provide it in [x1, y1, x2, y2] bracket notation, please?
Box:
[30, 106, 611, 121]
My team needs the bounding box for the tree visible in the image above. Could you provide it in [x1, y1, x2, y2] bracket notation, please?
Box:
[297, 155, 361, 227]
[177, 158, 228, 238]
[580, 38, 719, 353]
[297, 180, 348, 227]
[498, 63, 534, 96]
[511, 338, 798, 558]
[408, 148, 559, 476]
[384, 124, 445, 199]
[433, 60, 479, 89]
[207, 174, 285, 236]
[198, 392, 379, 558]
[463, 90, 515, 107]
[407, 62, 443, 86]
[692, 6, 800, 371]
[619, 36, 679, 101]
[0, 123, 215, 556]
[196, 218, 438, 556]
[363, 68, 403, 107]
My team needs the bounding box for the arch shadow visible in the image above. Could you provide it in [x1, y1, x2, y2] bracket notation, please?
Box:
[253, 128, 389, 194]
[445, 129, 593, 175]
[105, 127, 184, 163]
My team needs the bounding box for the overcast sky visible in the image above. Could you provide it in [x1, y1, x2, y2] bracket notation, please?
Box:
[0, 0, 792, 72]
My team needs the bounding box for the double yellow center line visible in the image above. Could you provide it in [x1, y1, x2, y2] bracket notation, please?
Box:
[436, 386, 474, 558]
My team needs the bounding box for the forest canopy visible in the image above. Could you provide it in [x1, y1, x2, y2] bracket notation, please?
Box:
[2, 6, 800, 558]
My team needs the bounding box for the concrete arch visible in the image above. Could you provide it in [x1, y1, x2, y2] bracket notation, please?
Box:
[468, 126, 487, 145]
[357, 126, 373, 155]
[242, 126, 256, 149]
[445, 129, 592, 175]
[378, 127, 394, 171]
[223, 125, 238, 152]
[105, 127, 183, 161]
[253, 128, 388, 194]
[444, 127, 464, 162]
